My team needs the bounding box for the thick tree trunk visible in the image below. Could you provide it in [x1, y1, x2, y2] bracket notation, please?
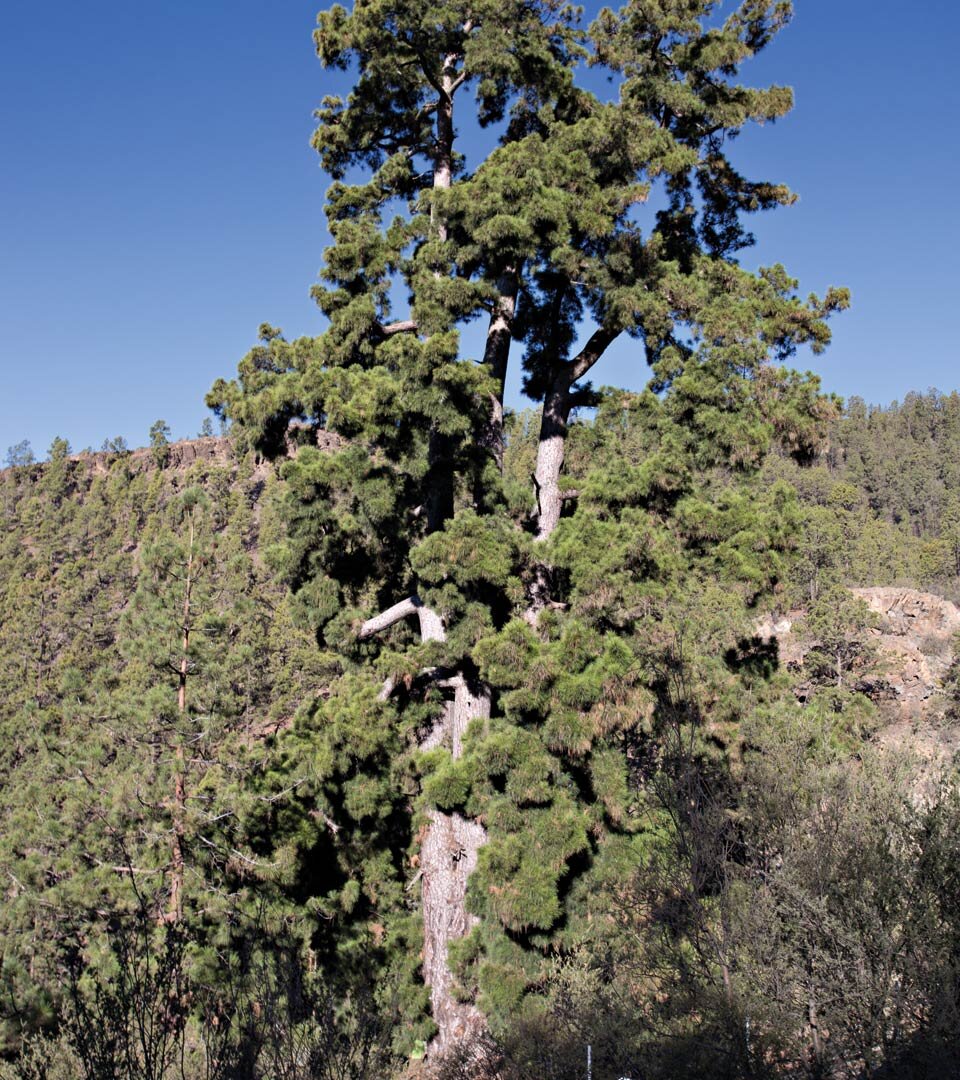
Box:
[524, 381, 572, 623]
[432, 67, 455, 238]
[533, 381, 572, 542]
[421, 810, 487, 1052]
[422, 677, 490, 1054]
[363, 596, 490, 1051]
[531, 328, 617, 544]
[526, 329, 619, 625]
[413, 605, 490, 1052]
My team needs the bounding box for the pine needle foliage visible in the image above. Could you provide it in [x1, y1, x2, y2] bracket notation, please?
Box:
[207, 0, 847, 1050]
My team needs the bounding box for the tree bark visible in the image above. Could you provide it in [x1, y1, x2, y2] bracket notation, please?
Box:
[481, 269, 519, 472]
[432, 63, 456, 239]
[415, 608, 489, 1052]
[533, 379, 572, 542]
[421, 677, 490, 1055]
[532, 328, 618, 544]
[358, 595, 421, 640]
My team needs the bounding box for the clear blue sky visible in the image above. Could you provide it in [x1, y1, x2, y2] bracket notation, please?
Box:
[1, 1, 958, 456]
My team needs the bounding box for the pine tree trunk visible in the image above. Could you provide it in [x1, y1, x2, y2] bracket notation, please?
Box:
[421, 679, 490, 1054]
[414, 606, 490, 1053]
[534, 380, 571, 542]
[432, 67, 455, 237]
[532, 328, 616, 544]
[481, 270, 518, 472]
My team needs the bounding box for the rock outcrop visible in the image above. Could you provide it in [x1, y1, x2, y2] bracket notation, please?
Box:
[853, 587, 960, 721]
[70, 435, 234, 476]
[761, 587, 960, 770]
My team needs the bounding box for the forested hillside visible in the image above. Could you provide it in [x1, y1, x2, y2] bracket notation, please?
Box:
[0, 438, 340, 1071]
[768, 389, 960, 602]
[3, 0, 960, 1077]
[2, 392, 959, 1078]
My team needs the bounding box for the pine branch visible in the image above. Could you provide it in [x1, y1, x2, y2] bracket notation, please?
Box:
[568, 326, 620, 383]
[358, 596, 421, 639]
[375, 319, 419, 338]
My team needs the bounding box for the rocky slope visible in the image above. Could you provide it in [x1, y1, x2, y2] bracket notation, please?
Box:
[761, 587, 960, 771]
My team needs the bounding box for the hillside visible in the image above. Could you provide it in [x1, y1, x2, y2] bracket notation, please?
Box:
[2, 399, 960, 1078]
[0, 436, 332, 1052]
[5, 0, 960, 1074]
[759, 586, 960, 772]
[764, 389, 960, 603]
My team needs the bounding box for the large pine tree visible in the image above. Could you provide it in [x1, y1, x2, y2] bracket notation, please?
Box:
[208, 0, 847, 1055]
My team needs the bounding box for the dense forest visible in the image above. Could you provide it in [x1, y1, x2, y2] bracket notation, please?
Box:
[2, 0, 960, 1077]
[2, 393, 960, 1078]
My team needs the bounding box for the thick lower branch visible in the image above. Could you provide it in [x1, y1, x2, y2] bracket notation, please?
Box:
[360, 594, 445, 651]
[358, 596, 421, 640]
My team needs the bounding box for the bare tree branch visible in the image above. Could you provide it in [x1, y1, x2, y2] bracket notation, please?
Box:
[568, 326, 620, 383]
[358, 596, 421, 640]
[375, 319, 419, 338]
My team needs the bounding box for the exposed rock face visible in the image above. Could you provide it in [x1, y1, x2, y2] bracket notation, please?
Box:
[761, 587, 960, 769]
[852, 587, 960, 722]
[72, 436, 234, 476]
[853, 587, 960, 640]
